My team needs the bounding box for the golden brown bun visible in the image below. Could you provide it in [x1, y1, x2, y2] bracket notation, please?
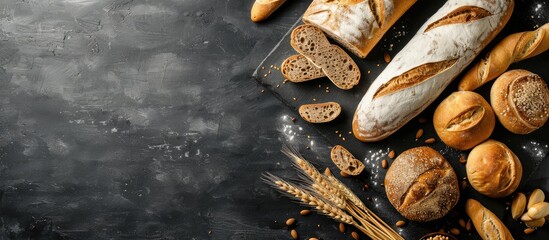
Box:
[466, 199, 514, 240]
[433, 91, 495, 150]
[466, 140, 522, 198]
[384, 146, 459, 222]
[250, 0, 287, 22]
[490, 69, 549, 134]
[459, 23, 549, 91]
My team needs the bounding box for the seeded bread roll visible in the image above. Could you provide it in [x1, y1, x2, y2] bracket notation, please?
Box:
[303, 0, 417, 58]
[466, 140, 522, 198]
[331, 145, 364, 176]
[466, 199, 514, 240]
[385, 146, 459, 222]
[291, 25, 360, 90]
[433, 91, 495, 150]
[353, 0, 514, 142]
[298, 102, 342, 123]
[281, 54, 325, 82]
[490, 69, 549, 134]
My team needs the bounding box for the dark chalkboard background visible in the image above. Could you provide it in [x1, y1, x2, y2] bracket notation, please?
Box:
[0, 0, 546, 239]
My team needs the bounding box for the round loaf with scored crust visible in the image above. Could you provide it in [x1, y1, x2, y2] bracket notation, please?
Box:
[466, 139, 522, 198]
[384, 146, 459, 222]
[434, 91, 495, 150]
[490, 69, 549, 134]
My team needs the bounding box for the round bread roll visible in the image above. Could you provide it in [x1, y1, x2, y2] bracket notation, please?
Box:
[466, 140, 522, 198]
[384, 146, 459, 222]
[433, 91, 495, 150]
[491, 69, 549, 134]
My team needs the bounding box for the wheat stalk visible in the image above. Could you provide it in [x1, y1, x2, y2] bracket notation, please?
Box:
[262, 172, 354, 225]
[323, 167, 366, 210]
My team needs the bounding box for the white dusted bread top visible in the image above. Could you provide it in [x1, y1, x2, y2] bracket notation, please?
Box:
[303, 0, 416, 58]
[353, 0, 514, 142]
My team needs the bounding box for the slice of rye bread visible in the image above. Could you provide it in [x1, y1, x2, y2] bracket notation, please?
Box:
[298, 101, 341, 123]
[331, 145, 365, 176]
[281, 54, 325, 82]
[290, 25, 360, 90]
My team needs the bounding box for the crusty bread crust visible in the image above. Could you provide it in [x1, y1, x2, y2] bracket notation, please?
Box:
[251, 0, 287, 22]
[353, 0, 514, 142]
[384, 146, 459, 222]
[433, 91, 495, 150]
[490, 69, 549, 134]
[466, 199, 515, 240]
[466, 140, 522, 198]
[303, 0, 417, 58]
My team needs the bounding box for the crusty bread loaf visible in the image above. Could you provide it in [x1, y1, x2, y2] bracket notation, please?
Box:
[298, 102, 342, 123]
[384, 146, 459, 222]
[466, 140, 522, 198]
[291, 25, 360, 90]
[465, 199, 515, 240]
[251, 0, 287, 22]
[433, 91, 495, 150]
[303, 0, 417, 58]
[330, 145, 364, 176]
[490, 69, 549, 134]
[353, 0, 514, 142]
[281, 54, 325, 82]
[459, 23, 549, 91]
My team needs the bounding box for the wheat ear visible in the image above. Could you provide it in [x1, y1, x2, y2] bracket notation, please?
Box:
[281, 144, 346, 209]
[262, 172, 354, 225]
[324, 167, 366, 210]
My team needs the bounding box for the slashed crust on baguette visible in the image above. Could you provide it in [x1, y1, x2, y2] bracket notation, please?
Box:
[465, 199, 514, 240]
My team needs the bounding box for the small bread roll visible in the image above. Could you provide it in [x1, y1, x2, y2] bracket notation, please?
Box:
[466, 140, 522, 198]
[490, 69, 549, 134]
[433, 91, 495, 150]
[465, 199, 514, 240]
[385, 146, 459, 222]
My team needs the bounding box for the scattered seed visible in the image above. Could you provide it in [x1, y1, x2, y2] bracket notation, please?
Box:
[524, 228, 535, 235]
[292, 97, 297, 101]
[261, 66, 265, 70]
[283, 79, 288, 84]
[325, 90, 330, 93]
[466, 219, 472, 231]
[450, 228, 460, 235]
[268, 70, 271, 74]
[348, 131, 352, 134]
[291, 117, 296, 122]
[276, 84, 280, 88]
[425, 138, 436, 144]
[352, 231, 359, 240]
[459, 155, 467, 164]
[396, 220, 406, 227]
[461, 180, 467, 190]
[339, 134, 342, 138]
[376, 63, 380, 67]
[342, 137, 346, 141]
[418, 117, 428, 123]
[335, 130, 339, 133]
[415, 129, 424, 140]
[367, 70, 371, 74]
[364, 184, 369, 190]
[318, 84, 322, 88]
[381, 159, 388, 169]
[291, 229, 298, 239]
[261, 89, 265, 93]
[388, 150, 395, 159]
[300, 209, 311, 216]
[286, 218, 296, 226]
[263, 74, 267, 77]
[459, 219, 466, 228]
[384, 52, 392, 63]
[312, 98, 316, 101]
[339, 223, 345, 233]
[438, 228, 445, 233]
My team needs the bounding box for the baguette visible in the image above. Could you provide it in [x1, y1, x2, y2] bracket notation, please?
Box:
[251, 0, 287, 22]
[291, 25, 360, 90]
[459, 23, 549, 91]
[281, 54, 325, 82]
[353, 0, 514, 142]
[465, 199, 514, 240]
[303, 0, 417, 58]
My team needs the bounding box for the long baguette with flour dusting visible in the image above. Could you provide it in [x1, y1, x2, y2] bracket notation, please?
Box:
[353, 0, 514, 142]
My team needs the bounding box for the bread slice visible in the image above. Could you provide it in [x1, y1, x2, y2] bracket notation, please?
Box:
[281, 54, 325, 82]
[290, 25, 360, 90]
[298, 102, 341, 123]
[331, 145, 364, 176]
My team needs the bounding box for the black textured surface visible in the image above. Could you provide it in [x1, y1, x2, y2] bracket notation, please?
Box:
[0, 0, 546, 240]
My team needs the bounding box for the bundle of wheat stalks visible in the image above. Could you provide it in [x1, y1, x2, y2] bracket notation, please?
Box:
[263, 145, 403, 240]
